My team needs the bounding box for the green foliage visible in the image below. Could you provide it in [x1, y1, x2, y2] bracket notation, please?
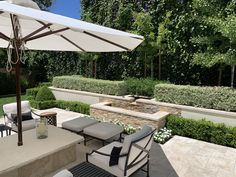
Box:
[0, 73, 28, 95]
[52, 76, 127, 96]
[37, 82, 52, 87]
[35, 86, 55, 101]
[155, 84, 236, 111]
[124, 77, 167, 97]
[34, 0, 53, 10]
[166, 115, 236, 148]
[30, 100, 90, 115]
[26, 87, 40, 100]
[25, 51, 81, 85]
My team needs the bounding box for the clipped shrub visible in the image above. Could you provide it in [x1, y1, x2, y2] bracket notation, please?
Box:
[35, 86, 56, 101]
[166, 115, 236, 148]
[26, 87, 41, 99]
[125, 77, 168, 97]
[30, 100, 90, 115]
[52, 75, 127, 96]
[56, 100, 90, 115]
[155, 84, 236, 112]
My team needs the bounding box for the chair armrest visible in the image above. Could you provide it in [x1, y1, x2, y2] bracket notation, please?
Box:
[31, 110, 41, 117]
[3, 113, 13, 122]
[86, 150, 128, 162]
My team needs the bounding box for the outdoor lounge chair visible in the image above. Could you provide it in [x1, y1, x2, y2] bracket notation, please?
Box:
[86, 125, 155, 177]
[3, 101, 39, 132]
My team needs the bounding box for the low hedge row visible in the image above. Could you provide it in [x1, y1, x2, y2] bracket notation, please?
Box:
[30, 100, 90, 115]
[26, 87, 40, 100]
[53, 76, 127, 96]
[124, 78, 167, 97]
[166, 115, 236, 148]
[155, 84, 236, 112]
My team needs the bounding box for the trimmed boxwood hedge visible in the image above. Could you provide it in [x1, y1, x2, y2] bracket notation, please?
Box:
[52, 76, 127, 96]
[30, 100, 90, 115]
[26, 87, 40, 99]
[35, 86, 55, 101]
[166, 115, 236, 148]
[154, 84, 236, 112]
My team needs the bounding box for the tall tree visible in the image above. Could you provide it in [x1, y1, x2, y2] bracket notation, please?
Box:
[191, 0, 236, 87]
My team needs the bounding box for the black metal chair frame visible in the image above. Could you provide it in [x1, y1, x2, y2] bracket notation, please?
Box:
[3, 110, 40, 133]
[86, 129, 156, 177]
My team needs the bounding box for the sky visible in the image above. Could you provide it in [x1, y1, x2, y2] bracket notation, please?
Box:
[49, 0, 81, 19]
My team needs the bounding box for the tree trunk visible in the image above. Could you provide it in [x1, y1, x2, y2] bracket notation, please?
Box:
[151, 58, 154, 79]
[158, 48, 161, 80]
[218, 68, 222, 86]
[231, 65, 235, 88]
[144, 52, 147, 77]
[94, 60, 97, 79]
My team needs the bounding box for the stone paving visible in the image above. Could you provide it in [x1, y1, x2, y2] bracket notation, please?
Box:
[47, 135, 236, 177]
[1, 108, 236, 177]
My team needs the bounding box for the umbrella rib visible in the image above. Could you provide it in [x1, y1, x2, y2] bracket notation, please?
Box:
[0, 32, 10, 41]
[25, 27, 70, 42]
[83, 31, 131, 51]
[22, 23, 52, 41]
[60, 35, 86, 52]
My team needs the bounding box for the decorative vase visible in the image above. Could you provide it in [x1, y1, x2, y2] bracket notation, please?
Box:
[35, 117, 48, 139]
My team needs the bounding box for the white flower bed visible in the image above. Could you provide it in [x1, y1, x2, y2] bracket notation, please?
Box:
[154, 127, 172, 144]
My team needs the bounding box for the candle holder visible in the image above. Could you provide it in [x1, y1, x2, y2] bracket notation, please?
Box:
[35, 117, 48, 139]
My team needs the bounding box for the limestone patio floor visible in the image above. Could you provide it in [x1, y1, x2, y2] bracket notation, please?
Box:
[1, 108, 236, 177]
[47, 135, 236, 177]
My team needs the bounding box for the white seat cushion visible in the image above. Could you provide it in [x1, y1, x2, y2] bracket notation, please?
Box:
[53, 169, 73, 177]
[88, 141, 148, 177]
[12, 119, 35, 132]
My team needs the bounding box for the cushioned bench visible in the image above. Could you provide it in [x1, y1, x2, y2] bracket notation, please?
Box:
[83, 122, 124, 145]
[62, 116, 99, 133]
[62, 117, 124, 145]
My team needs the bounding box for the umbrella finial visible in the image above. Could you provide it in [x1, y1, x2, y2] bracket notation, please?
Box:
[6, 0, 40, 10]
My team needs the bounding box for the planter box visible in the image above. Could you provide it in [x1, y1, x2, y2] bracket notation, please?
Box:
[49, 87, 134, 105]
[138, 99, 236, 127]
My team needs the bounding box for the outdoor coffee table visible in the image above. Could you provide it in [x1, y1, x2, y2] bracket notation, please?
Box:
[83, 122, 124, 145]
[69, 162, 113, 177]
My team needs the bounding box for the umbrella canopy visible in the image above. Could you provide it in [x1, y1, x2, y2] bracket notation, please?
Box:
[0, 0, 143, 52]
[0, 0, 144, 146]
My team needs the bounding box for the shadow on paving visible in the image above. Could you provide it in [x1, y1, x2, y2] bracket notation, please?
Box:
[131, 142, 179, 177]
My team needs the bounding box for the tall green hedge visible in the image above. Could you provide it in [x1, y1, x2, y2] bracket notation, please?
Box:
[52, 76, 127, 96]
[166, 115, 236, 148]
[154, 84, 236, 112]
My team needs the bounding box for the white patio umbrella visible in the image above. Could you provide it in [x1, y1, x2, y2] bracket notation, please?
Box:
[0, 0, 144, 146]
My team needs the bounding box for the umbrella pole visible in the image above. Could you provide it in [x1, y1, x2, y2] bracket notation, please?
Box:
[14, 49, 23, 146]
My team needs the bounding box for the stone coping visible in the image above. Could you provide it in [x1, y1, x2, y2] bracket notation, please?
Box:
[91, 102, 169, 121]
[0, 126, 84, 174]
[50, 87, 134, 102]
[137, 99, 236, 119]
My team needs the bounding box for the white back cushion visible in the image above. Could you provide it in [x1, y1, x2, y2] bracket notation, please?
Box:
[118, 125, 153, 170]
[3, 101, 31, 115]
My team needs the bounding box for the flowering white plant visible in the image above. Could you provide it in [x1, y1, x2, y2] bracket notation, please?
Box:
[154, 127, 172, 144]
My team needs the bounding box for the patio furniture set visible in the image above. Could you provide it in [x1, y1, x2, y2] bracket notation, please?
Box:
[2, 101, 155, 177]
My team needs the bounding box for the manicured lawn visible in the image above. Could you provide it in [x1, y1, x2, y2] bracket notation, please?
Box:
[0, 95, 27, 117]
